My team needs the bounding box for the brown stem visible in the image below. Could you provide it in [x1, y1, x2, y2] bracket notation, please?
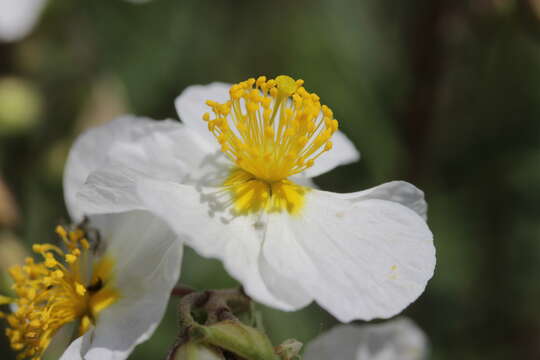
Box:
[204, 288, 249, 324]
[171, 285, 196, 297]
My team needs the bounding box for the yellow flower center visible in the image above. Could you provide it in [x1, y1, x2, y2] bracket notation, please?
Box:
[204, 75, 338, 215]
[0, 225, 119, 360]
[223, 168, 309, 215]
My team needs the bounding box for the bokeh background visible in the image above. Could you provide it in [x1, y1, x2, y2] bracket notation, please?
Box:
[1, 0, 540, 359]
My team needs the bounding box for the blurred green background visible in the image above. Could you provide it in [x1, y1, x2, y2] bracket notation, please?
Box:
[1, 0, 540, 359]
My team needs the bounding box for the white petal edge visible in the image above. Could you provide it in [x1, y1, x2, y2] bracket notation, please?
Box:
[303, 317, 428, 360]
[260, 189, 435, 322]
[303, 130, 360, 178]
[63, 115, 179, 221]
[59, 328, 93, 360]
[175, 82, 230, 149]
[70, 211, 182, 360]
[340, 181, 428, 220]
[0, 0, 47, 42]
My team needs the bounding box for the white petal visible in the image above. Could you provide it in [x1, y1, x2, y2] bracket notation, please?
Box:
[175, 82, 230, 148]
[261, 190, 435, 322]
[258, 213, 317, 308]
[303, 324, 366, 360]
[71, 117, 225, 216]
[76, 165, 145, 215]
[59, 329, 93, 360]
[0, 0, 47, 42]
[104, 124, 224, 186]
[63, 115, 178, 221]
[78, 211, 182, 360]
[77, 142, 229, 217]
[303, 130, 360, 178]
[289, 174, 317, 189]
[341, 181, 428, 220]
[133, 178, 308, 311]
[304, 317, 428, 360]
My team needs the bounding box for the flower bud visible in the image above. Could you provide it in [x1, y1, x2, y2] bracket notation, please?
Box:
[174, 342, 224, 360]
[191, 320, 279, 360]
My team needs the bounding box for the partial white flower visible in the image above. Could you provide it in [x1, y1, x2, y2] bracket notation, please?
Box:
[0, 0, 152, 43]
[3, 142, 182, 360]
[0, 211, 181, 360]
[303, 317, 428, 360]
[0, 0, 47, 42]
[69, 75, 436, 322]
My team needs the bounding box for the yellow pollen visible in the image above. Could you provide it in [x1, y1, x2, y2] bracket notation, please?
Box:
[204, 75, 338, 183]
[75, 282, 87, 296]
[65, 254, 77, 264]
[0, 225, 119, 360]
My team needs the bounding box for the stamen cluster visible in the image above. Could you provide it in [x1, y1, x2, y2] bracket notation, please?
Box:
[203, 75, 339, 183]
[0, 226, 93, 360]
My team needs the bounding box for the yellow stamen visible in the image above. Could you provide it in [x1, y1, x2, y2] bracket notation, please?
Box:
[204, 75, 336, 214]
[1, 224, 119, 360]
[204, 75, 337, 183]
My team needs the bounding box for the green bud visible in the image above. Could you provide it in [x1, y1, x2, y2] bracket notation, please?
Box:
[192, 320, 279, 360]
[174, 342, 224, 360]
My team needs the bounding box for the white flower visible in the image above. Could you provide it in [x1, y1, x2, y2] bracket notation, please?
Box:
[1, 124, 182, 359]
[61, 212, 182, 360]
[303, 317, 428, 360]
[0, 0, 152, 43]
[69, 76, 436, 322]
[0, 0, 47, 42]
[0, 212, 181, 360]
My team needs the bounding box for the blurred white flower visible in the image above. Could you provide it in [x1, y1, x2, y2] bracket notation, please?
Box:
[303, 318, 428, 360]
[0, 0, 152, 42]
[68, 76, 435, 322]
[0, 0, 46, 42]
[0, 211, 182, 360]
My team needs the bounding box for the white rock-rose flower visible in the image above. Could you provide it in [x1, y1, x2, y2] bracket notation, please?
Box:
[70, 75, 436, 322]
[0, 211, 182, 360]
[0, 136, 182, 359]
[303, 317, 428, 360]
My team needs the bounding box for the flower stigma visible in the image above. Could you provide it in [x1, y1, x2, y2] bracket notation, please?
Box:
[0, 224, 119, 360]
[203, 75, 338, 215]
